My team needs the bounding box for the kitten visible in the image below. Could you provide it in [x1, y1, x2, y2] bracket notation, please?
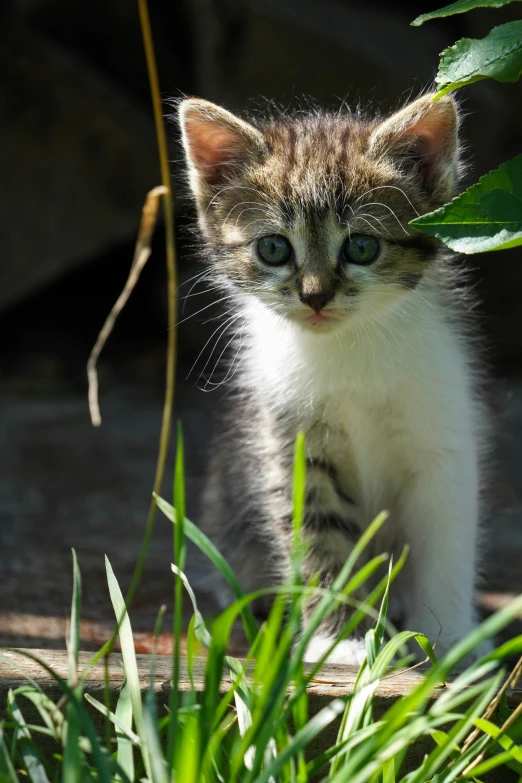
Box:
[178, 93, 489, 665]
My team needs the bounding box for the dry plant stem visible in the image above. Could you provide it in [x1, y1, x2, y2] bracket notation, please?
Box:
[87, 185, 167, 427]
[137, 0, 178, 503]
[460, 654, 522, 777]
[83, 0, 177, 673]
[462, 672, 522, 777]
[138, 3, 179, 773]
[461, 654, 522, 756]
[120, 0, 178, 621]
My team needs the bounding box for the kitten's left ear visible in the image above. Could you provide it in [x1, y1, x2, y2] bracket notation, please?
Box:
[179, 98, 268, 206]
[368, 94, 459, 202]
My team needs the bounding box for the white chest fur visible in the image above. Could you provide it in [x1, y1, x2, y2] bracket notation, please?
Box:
[245, 280, 480, 522]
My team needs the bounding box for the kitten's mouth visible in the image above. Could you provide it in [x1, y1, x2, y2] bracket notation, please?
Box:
[303, 310, 339, 328]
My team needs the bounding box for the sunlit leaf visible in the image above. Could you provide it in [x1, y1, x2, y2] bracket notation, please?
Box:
[433, 21, 522, 97]
[410, 155, 522, 253]
[412, 0, 521, 26]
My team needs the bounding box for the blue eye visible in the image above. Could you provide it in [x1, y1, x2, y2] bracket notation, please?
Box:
[257, 235, 293, 265]
[341, 234, 380, 265]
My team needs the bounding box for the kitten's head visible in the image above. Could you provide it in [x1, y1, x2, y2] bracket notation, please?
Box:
[179, 94, 459, 332]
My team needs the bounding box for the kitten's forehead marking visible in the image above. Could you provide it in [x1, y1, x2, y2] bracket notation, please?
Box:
[291, 211, 345, 273]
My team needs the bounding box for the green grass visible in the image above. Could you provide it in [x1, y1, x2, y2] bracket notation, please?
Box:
[2, 432, 522, 783]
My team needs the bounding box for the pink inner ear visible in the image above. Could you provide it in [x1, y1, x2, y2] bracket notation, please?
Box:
[405, 108, 455, 163]
[185, 118, 243, 183]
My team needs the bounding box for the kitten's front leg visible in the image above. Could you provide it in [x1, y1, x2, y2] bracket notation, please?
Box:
[400, 454, 485, 660]
[298, 460, 368, 667]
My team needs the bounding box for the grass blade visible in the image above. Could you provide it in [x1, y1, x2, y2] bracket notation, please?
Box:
[155, 494, 259, 644]
[68, 549, 81, 686]
[62, 550, 82, 783]
[114, 679, 134, 782]
[7, 692, 49, 783]
[2, 650, 111, 782]
[168, 424, 187, 770]
[105, 556, 152, 780]
[0, 728, 19, 782]
[171, 564, 212, 648]
[256, 699, 347, 783]
[84, 693, 140, 747]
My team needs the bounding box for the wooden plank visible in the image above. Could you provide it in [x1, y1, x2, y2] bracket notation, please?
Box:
[2, 648, 521, 704]
[0, 648, 421, 699]
[1, 649, 520, 782]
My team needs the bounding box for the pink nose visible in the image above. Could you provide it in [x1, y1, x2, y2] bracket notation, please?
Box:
[301, 291, 333, 312]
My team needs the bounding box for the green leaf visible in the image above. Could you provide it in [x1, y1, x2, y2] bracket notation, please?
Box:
[412, 0, 521, 26]
[105, 556, 152, 781]
[62, 692, 81, 783]
[256, 699, 347, 783]
[433, 21, 522, 97]
[155, 493, 259, 645]
[0, 728, 19, 783]
[68, 550, 81, 686]
[2, 650, 112, 783]
[62, 551, 82, 783]
[410, 154, 522, 253]
[13, 689, 64, 742]
[171, 564, 213, 648]
[114, 680, 135, 782]
[83, 693, 140, 746]
[7, 692, 50, 783]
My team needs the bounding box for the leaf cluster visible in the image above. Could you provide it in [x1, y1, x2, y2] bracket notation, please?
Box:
[410, 0, 522, 253]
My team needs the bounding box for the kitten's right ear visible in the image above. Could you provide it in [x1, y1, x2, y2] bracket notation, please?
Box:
[368, 94, 459, 203]
[179, 98, 268, 203]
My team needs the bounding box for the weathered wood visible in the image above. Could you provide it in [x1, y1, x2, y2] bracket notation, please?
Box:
[0, 648, 419, 698]
[1, 649, 520, 782]
[2, 648, 522, 704]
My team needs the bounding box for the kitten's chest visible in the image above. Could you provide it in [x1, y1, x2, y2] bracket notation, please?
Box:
[300, 388, 404, 513]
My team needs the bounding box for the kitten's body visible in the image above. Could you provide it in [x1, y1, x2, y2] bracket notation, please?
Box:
[179, 95, 489, 663]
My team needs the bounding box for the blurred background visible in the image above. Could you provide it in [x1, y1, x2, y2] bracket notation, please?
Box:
[1, 0, 521, 652]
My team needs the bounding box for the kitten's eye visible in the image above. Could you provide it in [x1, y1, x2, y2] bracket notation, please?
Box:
[257, 235, 293, 265]
[341, 234, 380, 265]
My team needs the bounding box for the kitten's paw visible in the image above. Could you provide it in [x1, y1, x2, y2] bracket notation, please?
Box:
[303, 635, 366, 667]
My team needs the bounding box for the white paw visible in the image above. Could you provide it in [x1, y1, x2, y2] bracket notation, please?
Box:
[303, 635, 367, 666]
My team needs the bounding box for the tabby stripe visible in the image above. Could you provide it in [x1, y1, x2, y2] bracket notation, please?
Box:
[306, 458, 356, 505]
[304, 512, 361, 541]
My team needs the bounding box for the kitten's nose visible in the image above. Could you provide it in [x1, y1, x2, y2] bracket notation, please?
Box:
[301, 291, 333, 312]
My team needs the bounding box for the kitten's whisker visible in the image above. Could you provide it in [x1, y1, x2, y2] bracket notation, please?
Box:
[203, 325, 244, 390]
[196, 315, 241, 385]
[186, 312, 241, 382]
[221, 201, 268, 225]
[180, 285, 223, 301]
[177, 268, 210, 292]
[201, 323, 246, 390]
[204, 185, 273, 217]
[353, 212, 394, 238]
[182, 270, 214, 312]
[356, 185, 420, 217]
[351, 215, 386, 236]
[175, 295, 230, 327]
[231, 206, 273, 227]
[359, 201, 410, 235]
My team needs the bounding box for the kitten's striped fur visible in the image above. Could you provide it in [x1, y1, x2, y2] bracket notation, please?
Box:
[179, 94, 490, 664]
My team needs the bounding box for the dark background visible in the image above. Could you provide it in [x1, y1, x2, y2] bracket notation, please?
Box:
[1, 0, 521, 651]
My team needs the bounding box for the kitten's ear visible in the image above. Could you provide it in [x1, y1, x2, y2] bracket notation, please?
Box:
[179, 98, 268, 202]
[368, 94, 459, 202]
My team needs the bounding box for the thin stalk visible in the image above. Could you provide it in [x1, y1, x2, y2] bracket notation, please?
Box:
[131, 0, 178, 610]
[168, 426, 186, 772]
[84, 0, 177, 674]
